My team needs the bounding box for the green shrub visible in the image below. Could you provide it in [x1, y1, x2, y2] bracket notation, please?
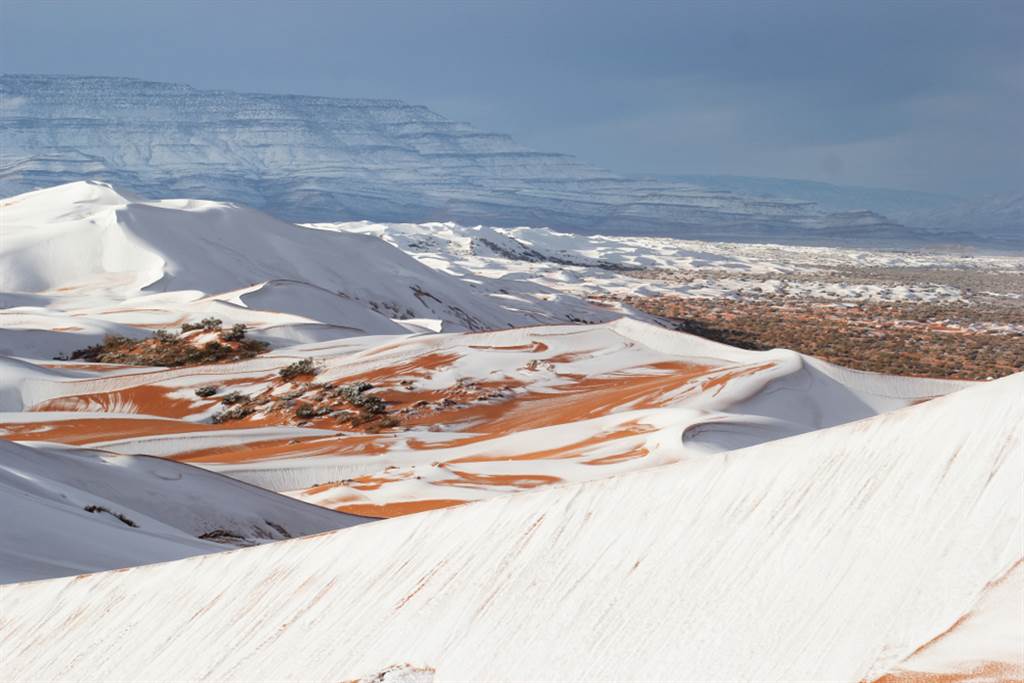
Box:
[182, 317, 223, 333]
[279, 358, 319, 380]
[153, 329, 178, 343]
[221, 323, 248, 342]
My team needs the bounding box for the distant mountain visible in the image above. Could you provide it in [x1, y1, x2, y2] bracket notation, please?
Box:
[0, 74, 1014, 247]
[897, 192, 1024, 244]
[662, 174, 1021, 246]
[660, 174, 960, 216]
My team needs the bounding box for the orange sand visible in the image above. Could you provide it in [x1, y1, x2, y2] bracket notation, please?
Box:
[335, 499, 466, 518]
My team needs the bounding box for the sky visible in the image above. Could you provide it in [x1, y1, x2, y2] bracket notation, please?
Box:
[2, 0, 1021, 196]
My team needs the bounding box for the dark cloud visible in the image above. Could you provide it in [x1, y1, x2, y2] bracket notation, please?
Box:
[2, 0, 1020, 194]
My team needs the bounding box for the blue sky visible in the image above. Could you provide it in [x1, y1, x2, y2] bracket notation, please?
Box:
[2, 0, 1021, 195]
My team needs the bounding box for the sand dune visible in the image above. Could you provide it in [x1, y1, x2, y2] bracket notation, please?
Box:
[3, 319, 966, 516]
[2, 372, 1018, 681]
[0, 439, 364, 583]
[0, 181, 1017, 680]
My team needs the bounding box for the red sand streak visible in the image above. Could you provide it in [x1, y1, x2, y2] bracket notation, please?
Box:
[335, 499, 466, 518]
[467, 341, 549, 352]
[701, 362, 776, 396]
[448, 424, 653, 465]
[583, 444, 649, 466]
[37, 362, 131, 373]
[872, 663, 1024, 683]
[871, 560, 1024, 683]
[434, 470, 562, 489]
[172, 434, 390, 464]
[33, 384, 197, 418]
[0, 417, 221, 445]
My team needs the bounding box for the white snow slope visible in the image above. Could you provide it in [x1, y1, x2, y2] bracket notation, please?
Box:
[0, 439, 366, 583]
[2, 372, 1019, 682]
[0, 182, 617, 357]
[324, 219, 1024, 305]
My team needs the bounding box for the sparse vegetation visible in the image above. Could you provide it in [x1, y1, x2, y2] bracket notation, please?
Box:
[221, 323, 248, 342]
[219, 391, 249, 405]
[619, 294, 1024, 380]
[194, 385, 219, 398]
[199, 374, 403, 429]
[197, 529, 251, 545]
[153, 329, 178, 343]
[279, 358, 319, 380]
[212, 405, 255, 424]
[60, 327, 269, 367]
[83, 505, 138, 527]
[181, 317, 223, 333]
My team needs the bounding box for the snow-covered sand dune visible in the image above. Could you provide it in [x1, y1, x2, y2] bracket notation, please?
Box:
[324, 219, 1024, 305]
[0, 439, 365, 583]
[0, 181, 619, 359]
[2, 318, 966, 517]
[1, 179, 1018, 679]
[2, 373, 1019, 681]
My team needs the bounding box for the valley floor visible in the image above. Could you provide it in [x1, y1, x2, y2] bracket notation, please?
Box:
[621, 295, 1024, 380]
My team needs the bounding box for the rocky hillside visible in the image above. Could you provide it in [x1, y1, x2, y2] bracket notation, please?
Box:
[0, 74, 982, 246]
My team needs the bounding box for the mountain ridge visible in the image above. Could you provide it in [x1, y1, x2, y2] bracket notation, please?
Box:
[6, 74, 1013, 247]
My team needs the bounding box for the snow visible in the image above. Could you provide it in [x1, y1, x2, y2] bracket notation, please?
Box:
[1, 314, 967, 513]
[321, 219, 1024, 306]
[7, 74, 1007, 248]
[0, 179, 1017, 679]
[0, 439, 366, 583]
[0, 181, 621, 359]
[1, 373, 1019, 680]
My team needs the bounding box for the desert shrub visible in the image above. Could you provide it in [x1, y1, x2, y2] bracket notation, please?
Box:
[84, 505, 138, 527]
[338, 381, 373, 400]
[295, 405, 316, 419]
[330, 381, 387, 416]
[153, 329, 178, 343]
[279, 358, 319, 380]
[64, 327, 269, 368]
[67, 335, 133, 362]
[352, 394, 386, 415]
[221, 323, 248, 342]
[220, 391, 249, 405]
[194, 385, 219, 398]
[212, 405, 254, 424]
[182, 317, 223, 333]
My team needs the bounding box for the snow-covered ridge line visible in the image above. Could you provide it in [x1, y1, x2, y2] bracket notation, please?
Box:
[0, 181, 621, 359]
[2, 372, 1019, 681]
[7, 74, 1013, 247]
[321, 218, 1024, 307]
[0, 440, 365, 583]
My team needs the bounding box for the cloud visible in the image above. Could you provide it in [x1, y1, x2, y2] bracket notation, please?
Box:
[1, 0, 1020, 194]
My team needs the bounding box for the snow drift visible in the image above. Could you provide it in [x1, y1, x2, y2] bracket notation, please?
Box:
[2, 372, 1019, 681]
[0, 181, 617, 339]
[0, 439, 366, 583]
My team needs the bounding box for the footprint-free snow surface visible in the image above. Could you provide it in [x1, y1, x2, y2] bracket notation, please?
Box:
[0, 181, 1020, 681]
[0, 439, 364, 583]
[2, 374, 1020, 681]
